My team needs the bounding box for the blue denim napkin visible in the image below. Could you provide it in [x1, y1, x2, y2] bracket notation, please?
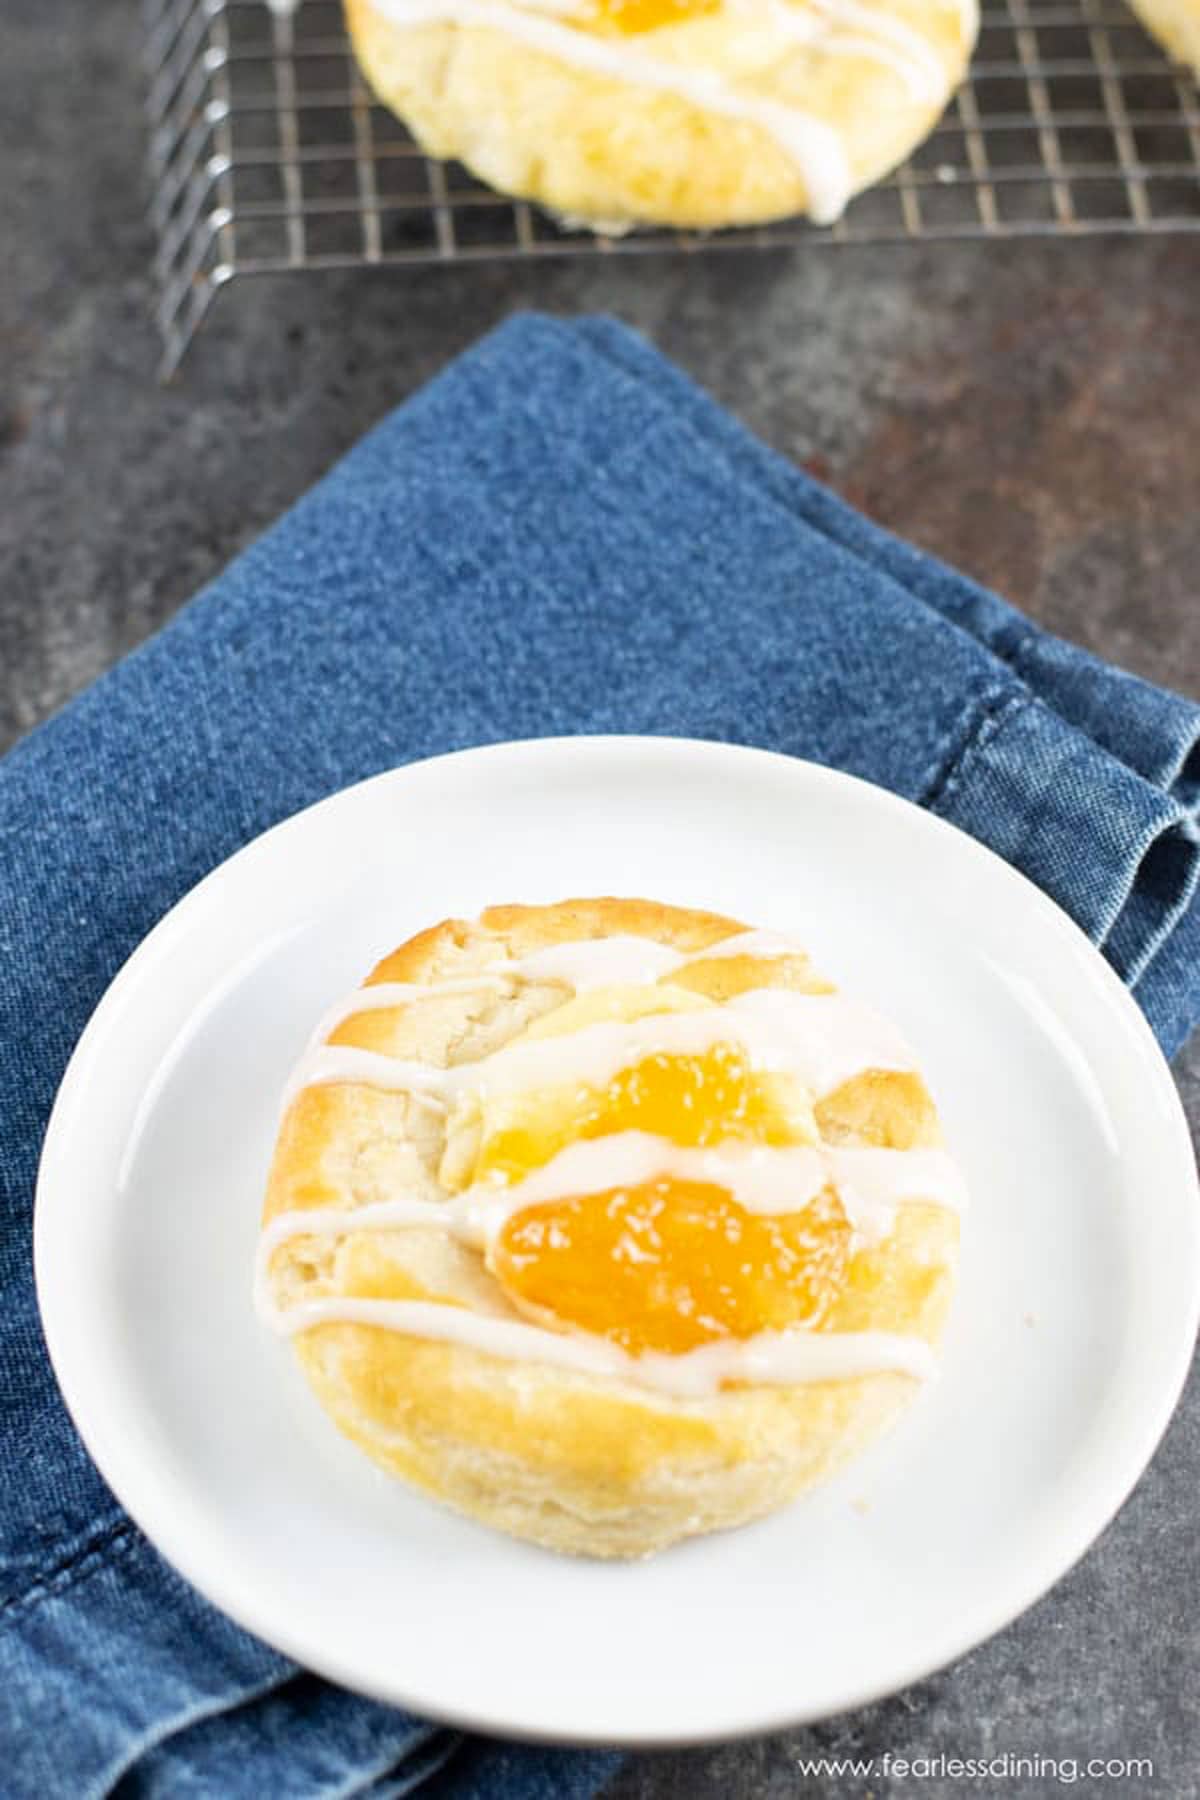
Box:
[3, 313, 1198, 1799]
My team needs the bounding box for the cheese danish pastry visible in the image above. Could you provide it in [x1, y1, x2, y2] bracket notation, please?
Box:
[344, 0, 979, 226]
[258, 897, 963, 1557]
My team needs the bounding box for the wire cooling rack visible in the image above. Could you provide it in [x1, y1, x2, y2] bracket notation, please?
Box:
[145, 0, 1200, 374]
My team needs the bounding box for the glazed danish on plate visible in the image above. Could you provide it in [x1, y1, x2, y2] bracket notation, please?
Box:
[343, 0, 979, 227]
[257, 897, 964, 1557]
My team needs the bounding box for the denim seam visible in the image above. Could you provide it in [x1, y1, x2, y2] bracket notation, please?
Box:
[323, 1724, 462, 1800]
[995, 624, 1044, 686]
[936, 598, 1199, 800]
[919, 686, 1029, 816]
[2, 1503, 130, 1585]
[0, 1518, 140, 1622]
[98, 1670, 300, 1800]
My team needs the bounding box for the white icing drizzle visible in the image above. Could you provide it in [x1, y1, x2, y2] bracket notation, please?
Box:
[814, 0, 952, 85]
[482, 1135, 843, 1225]
[255, 1135, 961, 1391]
[310, 926, 814, 1046]
[687, 927, 811, 961]
[256, 1135, 964, 1295]
[506, 934, 688, 988]
[824, 1144, 966, 1233]
[718, 986, 916, 1095]
[265, 928, 959, 1398]
[765, 0, 946, 100]
[460, 1133, 965, 1239]
[503, 926, 810, 988]
[284, 985, 915, 1116]
[509, 0, 946, 98]
[364, 0, 855, 222]
[257, 1198, 486, 1287]
[813, 0, 949, 62]
[807, 32, 940, 98]
[258, 1291, 936, 1395]
[307, 973, 514, 1050]
[281, 1046, 451, 1116]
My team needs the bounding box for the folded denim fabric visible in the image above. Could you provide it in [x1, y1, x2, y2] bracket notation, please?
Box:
[2, 312, 1198, 1800]
[576, 317, 1200, 807]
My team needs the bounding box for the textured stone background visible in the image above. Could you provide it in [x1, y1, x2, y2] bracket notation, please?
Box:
[4, 2, 1199, 1795]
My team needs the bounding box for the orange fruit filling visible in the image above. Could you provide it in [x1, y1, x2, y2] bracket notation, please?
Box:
[474, 1044, 809, 1184]
[491, 1178, 851, 1354]
[587, 0, 718, 33]
[474, 1044, 852, 1355]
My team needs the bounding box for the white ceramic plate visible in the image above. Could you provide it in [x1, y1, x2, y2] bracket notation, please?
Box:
[36, 736, 1199, 1746]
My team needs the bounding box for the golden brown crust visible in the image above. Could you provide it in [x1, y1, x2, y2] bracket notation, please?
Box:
[262, 897, 959, 1557]
[342, 0, 979, 228]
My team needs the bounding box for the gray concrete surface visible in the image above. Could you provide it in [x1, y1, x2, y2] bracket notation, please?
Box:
[4, 1, 1200, 1795]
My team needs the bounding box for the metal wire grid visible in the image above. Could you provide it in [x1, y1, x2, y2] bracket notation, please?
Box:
[145, 0, 1200, 374]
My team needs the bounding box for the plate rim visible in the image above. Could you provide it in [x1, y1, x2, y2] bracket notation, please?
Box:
[33, 733, 1200, 1746]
